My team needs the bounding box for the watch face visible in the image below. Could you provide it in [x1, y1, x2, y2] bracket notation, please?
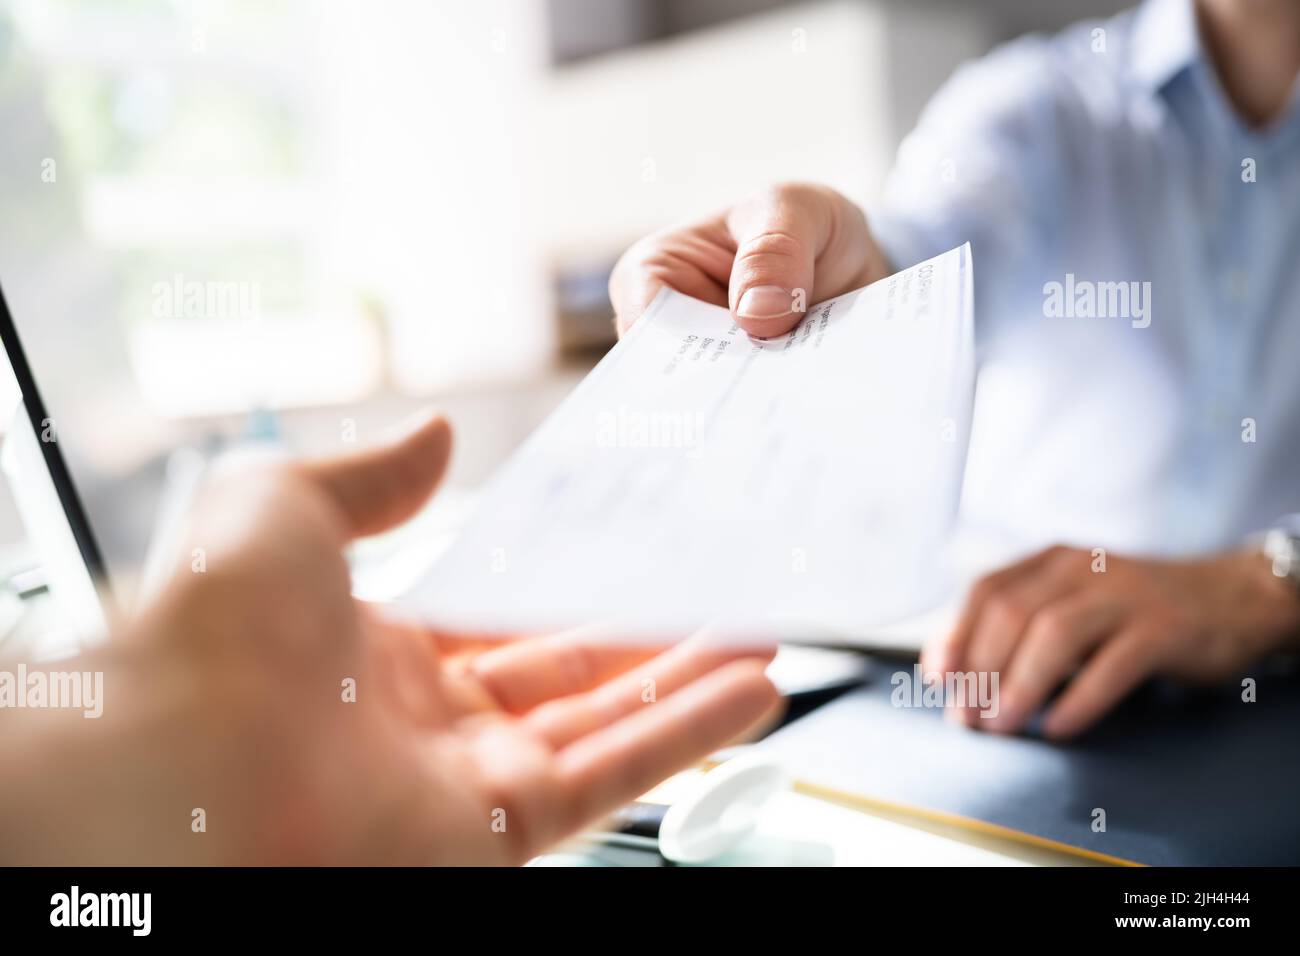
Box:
[1265, 529, 1300, 582]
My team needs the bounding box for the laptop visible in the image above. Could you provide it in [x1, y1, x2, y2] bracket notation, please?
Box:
[0, 279, 116, 652]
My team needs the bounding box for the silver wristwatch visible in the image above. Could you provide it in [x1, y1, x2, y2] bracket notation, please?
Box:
[1262, 526, 1300, 597]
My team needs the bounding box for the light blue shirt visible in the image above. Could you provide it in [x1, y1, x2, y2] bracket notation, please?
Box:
[871, 0, 1300, 562]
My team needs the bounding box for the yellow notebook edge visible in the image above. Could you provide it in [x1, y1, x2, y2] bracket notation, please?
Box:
[791, 777, 1143, 867]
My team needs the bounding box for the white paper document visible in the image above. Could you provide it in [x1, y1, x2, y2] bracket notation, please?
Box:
[394, 244, 975, 644]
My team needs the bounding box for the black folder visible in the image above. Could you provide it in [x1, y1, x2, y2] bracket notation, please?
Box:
[757, 660, 1300, 865]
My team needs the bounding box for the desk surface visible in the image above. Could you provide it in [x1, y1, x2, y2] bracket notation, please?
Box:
[536, 767, 1097, 867]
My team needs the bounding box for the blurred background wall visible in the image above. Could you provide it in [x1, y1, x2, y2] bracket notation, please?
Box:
[0, 0, 1130, 615]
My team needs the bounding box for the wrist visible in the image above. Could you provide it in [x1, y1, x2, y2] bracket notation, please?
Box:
[1230, 548, 1300, 654]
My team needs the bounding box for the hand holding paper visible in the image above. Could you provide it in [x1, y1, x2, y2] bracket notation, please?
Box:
[396, 245, 975, 644]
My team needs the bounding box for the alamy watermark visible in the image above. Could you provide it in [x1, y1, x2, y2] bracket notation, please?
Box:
[891, 663, 1000, 719]
[595, 404, 705, 450]
[151, 273, 260, 321]
[50, 886, 150, 936]
[0, 664, 103, 718]
[1042, 274, 1151, 329]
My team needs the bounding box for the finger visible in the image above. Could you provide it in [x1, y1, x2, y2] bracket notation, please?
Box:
[466, 624, 670, 714]
[942, 549, 1081, 726]
[964, 549, 1083, 680]
[922, 547, 1064, 679]
[463, 720, 566, 864]
[358, 607, 519, 723]
[958, 557, 1084, 728]
[550, 660, 778, 837]
[364, 607, 513, 660]
[300, 414, 452, 539]
[986, 595, 1123, 733]
[1041, 626, 1167, 740]
[609, 217, 734, 336]
[521, 638, 777, 749]
[364, 615, 450, 726]
[725, 185, 830, 337]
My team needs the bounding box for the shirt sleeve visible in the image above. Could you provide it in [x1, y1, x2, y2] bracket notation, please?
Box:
[869, 34, 1068, 336]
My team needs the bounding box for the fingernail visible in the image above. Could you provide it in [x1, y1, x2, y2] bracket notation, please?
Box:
[737, 285, 795, 319]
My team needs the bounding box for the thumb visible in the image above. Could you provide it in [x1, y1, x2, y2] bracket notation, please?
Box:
[302, 413, 453, 539]
[726, 184, 830, 338]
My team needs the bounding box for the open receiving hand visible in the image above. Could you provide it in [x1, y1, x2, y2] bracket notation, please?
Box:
[609, 181, 890, 339]
[921, 545, 1300, 740]
[5, 415, 777, 865]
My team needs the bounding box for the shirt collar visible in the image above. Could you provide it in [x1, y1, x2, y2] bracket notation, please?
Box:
[1130, 0, 1200, 94]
